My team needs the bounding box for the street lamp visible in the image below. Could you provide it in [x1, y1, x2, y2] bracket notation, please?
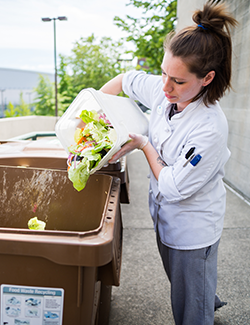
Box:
[42, 16, 67, 117]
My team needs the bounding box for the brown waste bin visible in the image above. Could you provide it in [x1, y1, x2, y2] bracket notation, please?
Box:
[0, 138, 130, 203]
[97, 157, 130, 204]
[0, 165, 122, 325]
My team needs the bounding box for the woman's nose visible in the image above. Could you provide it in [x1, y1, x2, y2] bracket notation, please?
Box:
[163, 77, 173, 93]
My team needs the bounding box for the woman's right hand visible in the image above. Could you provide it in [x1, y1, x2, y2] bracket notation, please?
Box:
[109, 133, 148, 163]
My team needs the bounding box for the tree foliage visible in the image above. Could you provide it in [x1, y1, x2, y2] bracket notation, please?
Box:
[33, 75, 55, 116]
[15, 92, 32, 116]
[33, 35, 125, 116]
[5, 102, 17, 117]
[57, 55, 76, 110]
[114, 0, 177, 74]
[65, 34, 125, 93]
[5, 93, 31, 117]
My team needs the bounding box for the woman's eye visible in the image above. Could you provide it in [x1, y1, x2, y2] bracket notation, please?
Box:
[175, 80, 185, 85]
[161, 70, 167, 76]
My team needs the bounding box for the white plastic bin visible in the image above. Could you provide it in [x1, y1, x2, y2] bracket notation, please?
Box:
[55, 88, 149, 173]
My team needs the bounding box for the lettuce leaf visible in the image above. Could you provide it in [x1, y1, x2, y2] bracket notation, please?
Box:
[28, 217, 46, 230]
[91, 140, 110, 153]
[108, 128, 117, 144]
[82, 150, 102, 163]
[80, 109, 99, 124]
[68, 157, 91, 191]
[67, 109, 116, 191]
[83, 122, 108, 142]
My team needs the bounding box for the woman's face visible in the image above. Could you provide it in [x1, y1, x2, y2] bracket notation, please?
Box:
[161, 51, 210, 111]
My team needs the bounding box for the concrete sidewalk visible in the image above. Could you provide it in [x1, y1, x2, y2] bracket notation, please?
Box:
[109, 151, 250, 325]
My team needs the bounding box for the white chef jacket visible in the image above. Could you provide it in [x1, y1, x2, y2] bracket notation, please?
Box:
[123, 70, 231, 250]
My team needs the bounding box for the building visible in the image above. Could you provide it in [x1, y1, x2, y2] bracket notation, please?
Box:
[0, 67, 54, 116]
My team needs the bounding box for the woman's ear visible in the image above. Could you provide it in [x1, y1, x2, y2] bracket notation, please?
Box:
[203, 71, 215, 86]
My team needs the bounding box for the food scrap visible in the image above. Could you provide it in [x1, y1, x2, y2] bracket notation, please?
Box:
[32, 203, 38, 213]
[28, 217, 46, 230]
[67, 109, 117, 191]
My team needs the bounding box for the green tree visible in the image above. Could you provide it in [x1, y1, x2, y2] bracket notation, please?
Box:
[57, 54, 78, 111]
[58, 34, 125, 100]
[114, 0, 177, 74]
[5, 102, 16, 117]
[33, 75, 54, 116]
[33, 74, 72, 116]
[33, 35, 126, 116]
[15, 92, 32, 116]
[5, 94, 31, 117]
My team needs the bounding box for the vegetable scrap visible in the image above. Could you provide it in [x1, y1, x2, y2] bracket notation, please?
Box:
[28, 217, 46, 230]
[32, 203, 37, 213]
[67, 109, 117, 191]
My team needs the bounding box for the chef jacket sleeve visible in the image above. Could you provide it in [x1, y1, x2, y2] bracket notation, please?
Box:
[122, 70, 162, 110]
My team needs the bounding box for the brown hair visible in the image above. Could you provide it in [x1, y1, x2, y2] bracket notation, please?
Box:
[164, 0, 238, 106]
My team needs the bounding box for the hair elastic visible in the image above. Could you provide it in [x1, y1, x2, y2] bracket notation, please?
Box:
[198, 24, 208, 30]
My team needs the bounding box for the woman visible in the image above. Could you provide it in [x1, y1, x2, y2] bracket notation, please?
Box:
[100, 1, 237, 324]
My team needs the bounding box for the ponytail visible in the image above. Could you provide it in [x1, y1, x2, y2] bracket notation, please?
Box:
[164, 0, 238, 106]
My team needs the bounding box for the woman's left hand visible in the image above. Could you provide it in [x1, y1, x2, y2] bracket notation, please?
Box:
[109, 133, 148, 163]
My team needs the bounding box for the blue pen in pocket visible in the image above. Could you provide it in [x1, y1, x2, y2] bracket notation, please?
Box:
[190, 154, 202, 166]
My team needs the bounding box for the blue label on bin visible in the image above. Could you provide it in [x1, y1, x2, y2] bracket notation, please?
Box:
[1, 284, 64, 325]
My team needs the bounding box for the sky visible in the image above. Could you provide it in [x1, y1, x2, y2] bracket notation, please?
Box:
[0, 0, 142, 74]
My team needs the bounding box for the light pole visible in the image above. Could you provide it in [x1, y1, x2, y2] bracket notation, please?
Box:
[42, 16, 67, 117]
